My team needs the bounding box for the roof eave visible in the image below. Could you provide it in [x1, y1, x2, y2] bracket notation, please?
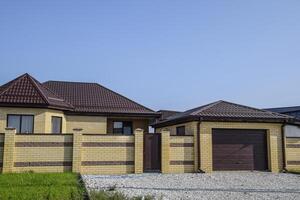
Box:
[0, 103, 74, 111]
[64, 110, 161, 118]
[152, 116, 292, 128]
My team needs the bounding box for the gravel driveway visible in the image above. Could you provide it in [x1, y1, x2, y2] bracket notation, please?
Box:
[82, 172, 300, 200]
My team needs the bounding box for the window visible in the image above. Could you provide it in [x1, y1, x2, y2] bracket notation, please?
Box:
[176, 126, 185, 136]
[113, 121, 133, 135]
[52, 116, 62, 134]
[7, 114, 34, 133]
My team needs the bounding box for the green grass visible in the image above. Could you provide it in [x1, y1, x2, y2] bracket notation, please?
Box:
[0, 172, 86, 200]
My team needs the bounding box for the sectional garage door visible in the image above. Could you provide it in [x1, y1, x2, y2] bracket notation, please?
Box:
[212, 129, 268, 171]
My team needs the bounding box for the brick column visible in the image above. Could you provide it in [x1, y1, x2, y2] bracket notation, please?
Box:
[3, 128, 16, 173]
[268, 129, 281, 173]
[199, 125, 212, 172]
[72, 128, 83, 173]
[134, 128, 144, 174]
[161, 129, 170, 173]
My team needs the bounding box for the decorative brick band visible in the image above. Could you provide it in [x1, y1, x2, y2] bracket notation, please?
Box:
[287, 161, 300, 165]
[81, 161, 134, 166]
[82, 142, 134, 147]
[170, 143, 194, 147]
[170, 160, 194, 165]
[14, 161, 72, 167]
[0, 142, 3, 147]
[286, 144, 300, 148]
[15, 142, 73, 147]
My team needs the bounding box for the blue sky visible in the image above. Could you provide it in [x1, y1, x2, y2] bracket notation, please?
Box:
[0, 1, 300, 111]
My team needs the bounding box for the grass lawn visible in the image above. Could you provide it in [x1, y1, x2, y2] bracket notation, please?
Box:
[0, 173, 86, 200]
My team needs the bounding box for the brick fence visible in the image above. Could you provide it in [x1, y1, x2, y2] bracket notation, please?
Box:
[0, 128, 299, 174]
[0, 128, 145, 174]
[285, 137, 300, 171]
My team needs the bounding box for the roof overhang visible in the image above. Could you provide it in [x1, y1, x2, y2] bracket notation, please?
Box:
[0, 104, 160, 118]
[152, 116, 292, 128]
[0, 103, 74, 111]
[63, 110, 161, 118]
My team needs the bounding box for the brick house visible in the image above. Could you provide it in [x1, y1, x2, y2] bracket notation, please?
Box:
[152, 101, 299, 173]
[0, 73, 299, 174]
[0, 73, 159, 134]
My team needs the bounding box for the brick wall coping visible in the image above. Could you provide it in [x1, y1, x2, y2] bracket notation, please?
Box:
[15, 133, 73, 136]
[82, 133, 134, 136]
[170, 135, 194, 137]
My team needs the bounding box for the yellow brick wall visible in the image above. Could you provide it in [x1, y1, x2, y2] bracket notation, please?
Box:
[66, 115, 107, 134]
[0, 107, 67, 133]
[13, 134, 73, 173]
[0, 107, 153, 135]
[1, 131, 140, 174]
[156, 122, 199, 171]
[161, 130, 170, 173]
[157, 121, 284, 173]
[169, 136, 194, 173]
[0, 107, 48, 133]
[134, 129, 144, 173]
[199, 122, 283, 173]
[0, 134, 3, 172]
[81, 135, 135, 174]
[44, 110, 67, 133]
[286, 138, 300, 171]
[156, 121, 197, 136]
[0, 107, 108, 134]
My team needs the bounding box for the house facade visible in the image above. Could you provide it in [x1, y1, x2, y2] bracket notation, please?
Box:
[0, 74, 299, 174]
[0, 73, 158, 135]
[152, 101, 299, 173]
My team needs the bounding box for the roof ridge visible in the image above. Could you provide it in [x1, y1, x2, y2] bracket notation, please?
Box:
[0, 73, 29, 96]
[44, 80, 98, 85]
[26, 74, 51, 105]
[190, 100, 223, 115]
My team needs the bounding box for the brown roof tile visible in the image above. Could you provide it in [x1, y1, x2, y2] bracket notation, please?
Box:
[0, 73, 156, 115]
[0, 74, 73, 109]
[153, 100, 294, 127]
[43, 81, 155, 115]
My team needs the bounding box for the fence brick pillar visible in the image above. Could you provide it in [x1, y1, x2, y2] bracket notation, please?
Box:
[72, 128, 83, 173]
[161, 129, 170, 173]
[134, 128, 144, 173]
[3, 127, 16, 173]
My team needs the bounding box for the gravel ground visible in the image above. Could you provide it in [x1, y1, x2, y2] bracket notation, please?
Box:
[82, 172, 300, 200]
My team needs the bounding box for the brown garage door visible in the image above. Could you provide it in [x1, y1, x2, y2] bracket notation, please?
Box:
[212, 129, 268, 171]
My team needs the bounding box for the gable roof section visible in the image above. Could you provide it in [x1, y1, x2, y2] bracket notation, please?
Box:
[153, 100, 294, 127]
[43, 80, 156, 115]
[0, 74, 73, 109]
[0, 74, 73, 110]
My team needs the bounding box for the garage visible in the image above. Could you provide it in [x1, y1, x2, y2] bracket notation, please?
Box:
[212, 129, 268, 171]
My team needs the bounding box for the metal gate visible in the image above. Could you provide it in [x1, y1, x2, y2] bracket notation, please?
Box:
[143, 133, 161, 172]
